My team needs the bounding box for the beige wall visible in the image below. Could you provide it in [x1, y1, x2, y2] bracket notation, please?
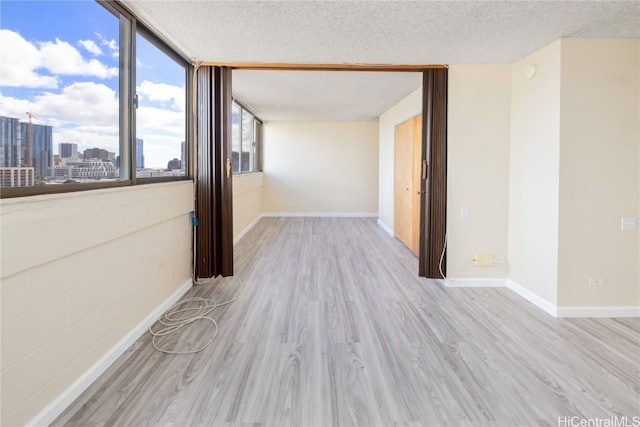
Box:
[447, 65, 511, 279]
[378, 69, 511, 281]
[262, 121, 379, 215]
[509, 40, 562, 305]
[557, 38, 640, 307]
[378, 88, 423, 232]
[0, 181, 194, 426]
[232, 172, 264, 241]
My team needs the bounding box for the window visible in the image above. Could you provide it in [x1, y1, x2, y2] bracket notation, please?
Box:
[135, 31, 187, 178]
[231, 100, 262, 174]
[0, 0, 189, 196]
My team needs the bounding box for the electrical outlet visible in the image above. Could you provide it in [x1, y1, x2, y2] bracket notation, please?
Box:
[493, 255, 505, 264]
[461, 207, 469, 219]
[588, 277, 605, 287]
[621, 217, 637, 231]
[474, 253, 494, 266]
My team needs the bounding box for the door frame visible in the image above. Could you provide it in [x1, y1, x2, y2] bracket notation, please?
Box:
[194, 64, 447, 279]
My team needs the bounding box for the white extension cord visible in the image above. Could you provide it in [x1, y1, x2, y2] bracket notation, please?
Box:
[438, 233, 447, 279]
[149, 276, 243, 354]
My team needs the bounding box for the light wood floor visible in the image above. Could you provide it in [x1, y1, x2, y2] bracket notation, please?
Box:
[54, 217, 640, 426]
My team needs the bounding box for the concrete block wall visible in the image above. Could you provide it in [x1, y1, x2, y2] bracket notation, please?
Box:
[0, 181, 194, 426]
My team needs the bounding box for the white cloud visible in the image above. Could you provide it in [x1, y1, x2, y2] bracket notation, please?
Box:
[1, 81, 118, 129]
[137, 105, 185, 136]
[136, 107, 185, 168]
[78, 39, 103, 56]
[0, 30, 117, 88]
[137, 80, 186, 112]
[36, 82, 119, 127]
[39, 38, 117, 78]
[141, 139, 183, 169]
[95, 32, 117, 52]
[0, 93, 30, 119]
[0, 29, 58, 88]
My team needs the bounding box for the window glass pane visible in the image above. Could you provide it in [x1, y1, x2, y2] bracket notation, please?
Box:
[231, 102, 241, 173]
[241, 109, 254, 172]
[135, 32, 186, 177]
[1, 1, 122, 187]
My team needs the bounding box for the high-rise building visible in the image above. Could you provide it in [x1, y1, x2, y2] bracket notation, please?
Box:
[83, 147, 115, 161]
[136, 138, 144, 169]
[0, 116, 22, 169]
[27, 122, 53, 177]
[0, 116, 52, 179]
[167, 158, 181, 170]
[59, 143, 78, 158]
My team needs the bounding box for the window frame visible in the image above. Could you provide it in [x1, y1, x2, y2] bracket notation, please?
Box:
[0, 0, 193, 199]
[231, 99, 263, 175]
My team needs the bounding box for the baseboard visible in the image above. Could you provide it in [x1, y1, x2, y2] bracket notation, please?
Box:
[262, 212, 378, 218]
[376, 219, 393, 236]
[27, 279, 193, 427]
[441, 278, 508, 288]
[506, 279, 558, 317]
[233, 214, 264, 244]
[556, 306, 640, 318]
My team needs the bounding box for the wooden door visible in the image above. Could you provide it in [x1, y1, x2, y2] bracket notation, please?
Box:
[412, 115, 422, 253]
[394, 116, 421, 254]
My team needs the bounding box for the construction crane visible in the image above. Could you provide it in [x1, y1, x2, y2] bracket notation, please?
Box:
[26, 111, 37, 167]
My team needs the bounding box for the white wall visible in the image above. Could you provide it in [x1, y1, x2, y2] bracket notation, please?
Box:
[447, 65, 511, 280]
[378, 88, 423, 232]
[262, 121, 379, 215]
[233, 172, 264, 241]
[557, 38, 640, 307]
[0, 181, 194, 426]
[509, 40, 562, 306]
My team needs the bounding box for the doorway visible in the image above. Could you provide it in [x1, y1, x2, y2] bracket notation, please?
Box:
[195, 65, 447, 279]
[394, 115, 422, 255]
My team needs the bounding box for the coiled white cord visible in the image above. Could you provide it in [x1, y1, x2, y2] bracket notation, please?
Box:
[149, 276, 242, 354]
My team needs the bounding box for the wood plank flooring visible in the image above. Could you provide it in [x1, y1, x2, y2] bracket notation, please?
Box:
[53, 217, 640, 426]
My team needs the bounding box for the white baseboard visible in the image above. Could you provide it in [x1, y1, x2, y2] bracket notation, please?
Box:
[233, 215, 264, 244]
[506, 279, 558, 317]
[27, 279, 193, 427]
[262, 212, 378, 218]
[441, 278, 508, 288]
[376, 219, 394, 236]
[439, 278, 639, 319]
[556, 306, 640, 318]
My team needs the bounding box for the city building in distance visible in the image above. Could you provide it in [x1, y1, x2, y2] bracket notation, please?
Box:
[0, 116, 52, 185]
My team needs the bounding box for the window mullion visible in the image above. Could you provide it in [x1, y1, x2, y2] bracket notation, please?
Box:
[119, 14, 132, 181]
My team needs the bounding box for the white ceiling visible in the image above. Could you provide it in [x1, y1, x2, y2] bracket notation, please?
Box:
[122, 0, 640, 121]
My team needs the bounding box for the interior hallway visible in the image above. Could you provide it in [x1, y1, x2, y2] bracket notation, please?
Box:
[53, 217, 640, 426]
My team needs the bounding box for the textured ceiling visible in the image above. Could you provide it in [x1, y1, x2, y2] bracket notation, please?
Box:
[232, 71, 423, 121]
[121, 0, 640, 120]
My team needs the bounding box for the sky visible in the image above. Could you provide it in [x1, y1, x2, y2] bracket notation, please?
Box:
[0, 0, 186, 169]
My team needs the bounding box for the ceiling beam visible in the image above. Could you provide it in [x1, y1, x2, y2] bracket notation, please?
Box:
[195, 62, 447, 72]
